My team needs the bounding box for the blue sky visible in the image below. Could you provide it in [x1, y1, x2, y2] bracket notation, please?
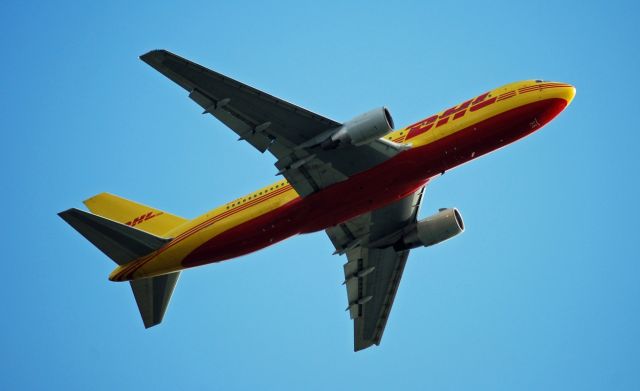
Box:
[2, 1, 639, 389]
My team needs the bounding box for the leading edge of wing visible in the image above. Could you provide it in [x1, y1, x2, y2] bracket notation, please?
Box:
[139, 49, 340, 128]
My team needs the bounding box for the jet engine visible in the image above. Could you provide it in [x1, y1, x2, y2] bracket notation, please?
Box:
[397, 208, 464, 250]
[323, 107, 394, 148]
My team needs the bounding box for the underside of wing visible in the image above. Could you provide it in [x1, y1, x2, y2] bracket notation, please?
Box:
[345, 247, 410, 350]
[141, 50, 405, 197]
[326, 186, 426, 350]
[141, 50, 339, 153]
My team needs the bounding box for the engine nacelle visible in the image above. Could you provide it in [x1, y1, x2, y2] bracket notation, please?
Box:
[398, 208, 465, 250]
[324, 107, 394, 148]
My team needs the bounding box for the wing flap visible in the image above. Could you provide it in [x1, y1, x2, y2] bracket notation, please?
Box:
[187, 87, 274, 152]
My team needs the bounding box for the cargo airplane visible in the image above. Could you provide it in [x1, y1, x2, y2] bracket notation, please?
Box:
[59, 50, 575, 351]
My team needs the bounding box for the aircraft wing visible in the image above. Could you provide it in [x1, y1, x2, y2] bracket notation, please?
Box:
[141, 50, 404, 196]
[326, 185, 426, 351]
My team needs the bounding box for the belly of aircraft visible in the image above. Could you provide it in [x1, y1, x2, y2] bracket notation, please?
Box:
[138, 96, 568, 276]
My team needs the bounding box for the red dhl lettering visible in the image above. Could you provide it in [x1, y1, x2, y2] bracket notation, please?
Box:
[126, 211, 162, 227]
[436, 99, 473, 127]
[469, 92, 497, 112]
[406, 90, 504, 140]
[406, 115, 437, 139]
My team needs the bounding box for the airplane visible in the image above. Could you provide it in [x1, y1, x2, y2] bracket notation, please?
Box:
[59, 50, 575, 351]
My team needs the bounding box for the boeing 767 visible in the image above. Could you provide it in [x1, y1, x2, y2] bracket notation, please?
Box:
[59, 50, 575, 351]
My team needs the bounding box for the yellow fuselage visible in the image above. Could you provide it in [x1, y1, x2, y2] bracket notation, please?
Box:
[110, 80, 575, 282]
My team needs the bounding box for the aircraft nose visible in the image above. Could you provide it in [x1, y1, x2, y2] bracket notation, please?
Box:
[521, 81, 576, 107]
[530, 82, 576, 128]
[559, 83, 576, 105]
[544, 82, 576, 106]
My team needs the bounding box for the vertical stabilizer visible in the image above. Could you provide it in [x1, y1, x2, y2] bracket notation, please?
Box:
[130, 272, 180, 328]
[83, 193, 187, 236]
[58, 207, 180, 328]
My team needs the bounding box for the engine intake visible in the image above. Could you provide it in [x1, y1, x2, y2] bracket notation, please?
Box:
[398, 208, 464, 250]
[324, 107, 394, 148]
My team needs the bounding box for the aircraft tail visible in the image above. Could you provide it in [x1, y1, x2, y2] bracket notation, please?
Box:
[83, 192, 188, 236]
[58, 207, 180, 328]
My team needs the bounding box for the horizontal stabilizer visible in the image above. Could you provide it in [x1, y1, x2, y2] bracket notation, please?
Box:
[58, 208, 171, 265]
[130, 272, 180, 328]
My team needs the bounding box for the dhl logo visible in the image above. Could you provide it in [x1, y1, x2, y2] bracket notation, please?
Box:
[126, 211, 162, 227]
[406, 90, 509, 140]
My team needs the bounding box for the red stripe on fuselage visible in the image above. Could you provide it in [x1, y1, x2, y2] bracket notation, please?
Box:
[497, 91, 516, 101]
[179, 98, 568, 269]
[170, 185, 293, 243]
[116, 185, 294, 279]
[518, 84, 571, 94]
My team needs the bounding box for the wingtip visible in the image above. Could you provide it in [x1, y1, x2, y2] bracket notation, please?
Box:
[139, 49, 168, 63]
[57, 207, 78, 218]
